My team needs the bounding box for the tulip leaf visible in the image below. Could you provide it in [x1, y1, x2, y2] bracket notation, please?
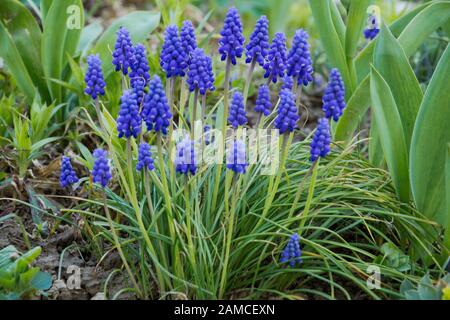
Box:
[370, 66, 410, 202]
[410, 44, 450, 227]
[345, 0, 371, 60]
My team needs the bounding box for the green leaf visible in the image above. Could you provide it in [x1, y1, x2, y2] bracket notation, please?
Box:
[445, 144, 450, 251]
[370, 66, 410, 202]
[410, 44, 450, 226]
[76, 21, 103, 57]
[30, 271, 52, 291]
[345, 0, 371, 59]
[93, 11, 160, 80]
[373, 23, 422, 150]
[41, 0, 84, 103]
[368, 118, 384, 168]
[40, 0, 54, 22]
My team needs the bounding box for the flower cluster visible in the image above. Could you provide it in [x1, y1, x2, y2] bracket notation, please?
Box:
[245, 15, 269, 66]
[84, 54, 106, 100]
[281, 75, 294, 90]
[322, 68, 346, 122]
[286, 29, 314, 86]
[175, 138, 198, 175]
[263, 33, 287, 83]
[117, 90, 142, 139]
[60, 156, 79, 188]
[228, 91, 247, 128]
[274, 89, 299, 134]
[310, 118, 331, 162]
[142, 75, 172, 134]
[187, 48, 215, 95]
[130, 43, 150, 105]
[254, 85, 272, 116]
[218, 7, 245, 65]
[112, 27, 135, 75]
[280, 233, 302, 267]
[161, 25, 188, 77]
[92, 149, 112, 188]
[181, 20, 197, 62]
[204, 125, 213, 145]
[136, 143, 155, 171]
[364, 14, 380, 40]
[226, 140, 248, 174]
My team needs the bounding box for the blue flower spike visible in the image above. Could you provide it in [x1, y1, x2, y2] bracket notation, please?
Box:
[175, 137, 198, 176]
[112, 26, 135, 75]
[226, 139, 248, 174]
[322, 68, 346, 122]
[310, 118, 331, 162]
[117, 90, 142, 139]
[218, 7, 245, 65]
[264, 32, 288, 84]
[130, 43, 150, 105]
[181, 20, 197, 62]
[228, 91, 247, 128]
[287, 29, 314, 86]
[245, 15, 269, 67]
[136, 142, 155, 171]
[84, 54, 106, 100]
[60, 156, 79, 188]
[161, 25, 188, 78]
[254, 85, 272, 117]
[187, 48, 215, 95]
[281, 75, 294, 91]
[142, 75, 172, 135]
[364, 13, 380, 40]
[274, 89, 299, 134]
[280, 233, 303, 268]
[92, 149, 112, 188]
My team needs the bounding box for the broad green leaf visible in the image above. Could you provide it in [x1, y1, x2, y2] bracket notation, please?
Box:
[445, 144, 450, 251]
[345, 0, 371, 59]
[329, 0, 346, 47]
[309, 0, 354, 96]
[410, 44, 450, 226]
[93, 11, 161, 80]
[40, 0, 54, 22]
[76, 21, 103, 57]
[0, 0, 49, 102]
[370, 67, 410, 202]
[368, 118, 384, 168]
[30, 271, 52, 291]
[42, 0, 84, 103]
[373, 23, 422, 149]
[0, 22, 35, 103]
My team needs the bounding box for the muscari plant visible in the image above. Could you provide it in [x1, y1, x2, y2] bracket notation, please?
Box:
[51, 5, 447, 300]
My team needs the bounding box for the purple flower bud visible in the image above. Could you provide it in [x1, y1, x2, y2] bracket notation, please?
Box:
[161, 25, 188, 78]
[112, 27, 135, 75]
[142, 75, 172, 134]
[310, 118, 331, 162]
[181, 20, 197, 63]
[117, 90, 142, 139]
[136, 142, 155, 171]
[280, 233, 302, 267]
[92, 149, 112, 188]
[254, 85, 272, 116]
[226, 139, 248, 174]
[263, 32, 288, 83]
[322, 68, 346, 122]
[84, 54, 106, 100]
[60, 156, 79, 188]
[175, 137, 198, 175]
[187, 48, 215, 95]
[274, 89, 299, 134]
[218, 7, 245, 65]
[245, 15, 269, 67]
[364, 14, 380, 40]
[287, 29, 314, 86]
[281, 75, 294, 90]
[228, 91, 247, 128]
[204, 125, 214, 145]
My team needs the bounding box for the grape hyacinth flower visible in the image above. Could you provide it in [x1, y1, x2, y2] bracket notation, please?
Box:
[310, 118, 331, 162]
[364, 13, 380, 40]
[254, 85, 272, 116]
[130, 44, 150, 105]
[175, 138, 198, 175]
[228, 91, 247, 128]
[245, 15, 269, 67]
[274, 89, 299, 134]
[280, 233, 302, 267]
[322, 68, 346, 122]
[181, 20, 197, 62]
[204, 125, 214, 145]
[84, 54, 106, 100]
[142, 75, 172, 134]
[112, 27, 134, 75]
[60, 156, 79, 188]
[117, 90, 142, 139]
[218, 7, 245, 65]
[226, 139, 248, 174]
[287, 29, 314, 86]
[263, 32, 288, 83]
[92, 149, 112, 188]
[187, 48, 215, 95]
[161, 25, 188, 78]
[136, 143, 155, 171]
[281, 75, 294, 90]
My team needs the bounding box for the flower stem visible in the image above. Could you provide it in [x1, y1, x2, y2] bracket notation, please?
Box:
[298, 160, 319, 237]
[243, 59, 256, 105]
[288, 161, 316, 219]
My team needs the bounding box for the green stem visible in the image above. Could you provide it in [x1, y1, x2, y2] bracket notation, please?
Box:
[298, 160, 319, 238]
[243, 59, 256, 105]
[184, 179, 196, 270]
[288, 162, 315, 219]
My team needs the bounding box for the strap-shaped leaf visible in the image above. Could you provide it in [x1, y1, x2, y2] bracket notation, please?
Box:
[410, 44, 450, 226]
[345, 0, 371, 60]
[370, 67, 410, 202]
